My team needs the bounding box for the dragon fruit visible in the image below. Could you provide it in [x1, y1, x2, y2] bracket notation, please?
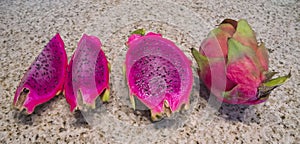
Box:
[125, 29, 193, 120]
[64, 34, 110, 112]
[191, 19, 290, 105]
[13, 33, 67, 114]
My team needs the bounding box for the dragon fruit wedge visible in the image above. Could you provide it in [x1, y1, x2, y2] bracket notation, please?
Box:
[191, 19, 291, 105]
[125, 29, 193, 121]
[64, 34, 110, 112]
[13, 33, 67, 114]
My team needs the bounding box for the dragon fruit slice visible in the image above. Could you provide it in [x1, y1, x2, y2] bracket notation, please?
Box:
[191, 19, 290, 105]
[125, 29, 193, 120]
[13, 33, 67, 114]
[64, 34, 110, 112]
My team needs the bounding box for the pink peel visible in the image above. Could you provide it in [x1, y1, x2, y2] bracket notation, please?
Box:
[127, 34, 142, 45]
[64, 34, 110, 112]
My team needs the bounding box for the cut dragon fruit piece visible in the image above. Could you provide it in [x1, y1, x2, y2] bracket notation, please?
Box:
[64, 34, 110, 112]
[13, 33, 67, 114]
[125, 29, 193, 120]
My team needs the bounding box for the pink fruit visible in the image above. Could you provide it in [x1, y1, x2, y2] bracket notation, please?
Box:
[13, 33, 67, 114]
[125, 29, 193, 120]
[64, 34, 110, 112]
[192, 19, 290, 105]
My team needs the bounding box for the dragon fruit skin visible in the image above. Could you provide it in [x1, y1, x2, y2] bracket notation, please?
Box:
[64, 34, 110, 112]
[13, 33, 67, 114]
[125, 30, 193, 120]
[192, 19, 290, 105]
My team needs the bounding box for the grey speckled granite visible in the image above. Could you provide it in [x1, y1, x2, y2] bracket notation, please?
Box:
[0, 0, 299, 143]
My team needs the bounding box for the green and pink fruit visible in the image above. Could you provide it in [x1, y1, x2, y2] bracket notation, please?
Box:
[125, 29, 193, 120]
[192, 19, 290, 105]
[64, 34, 110, 112]
[13, 33, 67, 113]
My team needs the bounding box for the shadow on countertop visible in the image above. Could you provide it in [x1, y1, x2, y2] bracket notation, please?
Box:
[198, 79, 261, 124]
[13, 94, 62, 125]
[12, 80, 260, 128]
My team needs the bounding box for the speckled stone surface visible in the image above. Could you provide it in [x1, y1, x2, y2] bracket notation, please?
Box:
[0, 0, 299, 143]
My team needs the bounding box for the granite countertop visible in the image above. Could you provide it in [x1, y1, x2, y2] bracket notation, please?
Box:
[0, 0, 299, 143]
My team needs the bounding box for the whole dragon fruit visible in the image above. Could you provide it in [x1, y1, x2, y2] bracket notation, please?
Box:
[192, 19, 290, 105]
[125, 29, 193, 121]
[13, 33, 68, 114]
[64, 34, 110, 112]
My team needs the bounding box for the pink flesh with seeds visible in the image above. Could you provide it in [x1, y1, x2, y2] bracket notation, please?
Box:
[126, 33, 193, 115]
[14, 33, 67, 114]
[64, 34, 109, 112]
